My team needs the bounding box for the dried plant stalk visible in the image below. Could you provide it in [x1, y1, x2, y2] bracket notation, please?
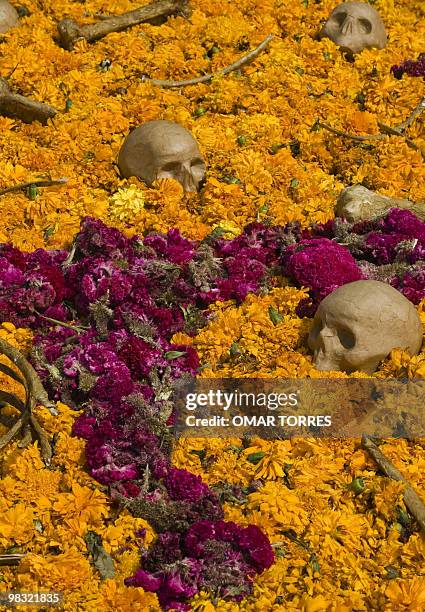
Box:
[57, 0, 188, 51]
[0, 338, 56, 465]
[0, 78, 57, 124]
[0, 554, 25, 566]
[145, 34, 274, 88]
[362, 435, 425, 533]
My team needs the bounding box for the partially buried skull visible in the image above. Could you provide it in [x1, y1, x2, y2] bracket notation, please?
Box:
[0, 0, 19, 34]
[308, 280, 423, 374]
[320, 2, 387, 54]
[118, 120, 206, 192]
[336, 185, 425, 222]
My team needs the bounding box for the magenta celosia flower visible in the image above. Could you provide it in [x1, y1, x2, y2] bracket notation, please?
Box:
[391, 53, 425, 79]
[164, 468, 210, 502]
[283, 238, 363, 303]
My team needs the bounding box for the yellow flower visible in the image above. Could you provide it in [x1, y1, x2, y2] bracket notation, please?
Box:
[109, 184, 146, 223]
[94, 579, 160, 611]
[385, 577, 425, 611]
[53, 482, 109, 525]
[243, 440, 292, 480]
[17, 549, 93, 592]
[0, 503, 34, 546]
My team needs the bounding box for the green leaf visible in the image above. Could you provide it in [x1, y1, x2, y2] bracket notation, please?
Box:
[27, 184, 39, 200]
[85, 531, 115, 580]
[397, 507, 410, 527]
[310, 553, 320, 574]
[43, 226, 55, 240]
[190, 449, 207, 461]
[384, 565, 399, 580]
[237, 135, 248, 146]
[290, 178, 299, 189]
[229, 341, 241, 357]
[226, 445, 243, 455]
[269, 306, 283, 325]
[349, 477, 365, 495]
[165, 350, 186, 360]
[247, 451, 266, 464]
[270, 142, 284, 155]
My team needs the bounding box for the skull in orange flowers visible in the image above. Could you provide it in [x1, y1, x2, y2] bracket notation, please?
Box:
[118, 120, 206, 192]
[320, 2, 387, 54]
[0, 0, 19, 33]
[308, 281, 423, 374]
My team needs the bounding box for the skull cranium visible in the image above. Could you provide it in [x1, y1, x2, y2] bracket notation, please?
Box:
[308, 280, 423, 374]
[320, 2, 387, 54]
[0, 0, 19, 34]
[336, 185, 425, 223]
[118, 120, 206, 192]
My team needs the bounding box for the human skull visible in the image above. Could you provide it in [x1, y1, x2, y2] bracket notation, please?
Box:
[0, 0, 19, 34]
[118, 120, 206, 192]
[308, 280, 423, 373]
[336, 185, 425, 222]
[320, 2, 387, 54]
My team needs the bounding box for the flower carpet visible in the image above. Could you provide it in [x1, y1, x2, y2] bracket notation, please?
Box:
[0, 0, 424, 611]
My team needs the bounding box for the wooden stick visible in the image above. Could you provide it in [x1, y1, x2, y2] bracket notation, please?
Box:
[318, 111, 424, 159]
[378, 121, 423, 156]
[57, 0, 188, 51]
[0, 78, 57, 125]
[0, 339, 57, 416]
[317, 120, 384, 142]
[0, 177, 68, 196]
[362, 435, 425, 533]
[0, 554, 25, 566]
[396, 95, 425, 131]
[144, 34, 274, 88]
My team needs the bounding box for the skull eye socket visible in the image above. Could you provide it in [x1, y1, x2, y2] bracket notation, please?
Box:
[337, 328, 355, 349]
[191, 157, 204, 168]
[333, 11, 347, 26]
[161, 162, 181, 172]
[358, 18, 372, 34]
[310, 320, 323, 340]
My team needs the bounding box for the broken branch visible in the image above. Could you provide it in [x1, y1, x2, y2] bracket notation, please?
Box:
[0, 554, 25, 566]
[317, 120, 384, 142]
[144, 34, 274, 88]
[0, 78, 57, 124]
[0, 338, 56, 416]
[0, 338, 56, 464]
[396, 95, 425, 131]
[57, 0, 188, 51]
[0, 177, 68, 196]
[378, 121, 422, 155]
[317, 94, 425, 159]
[362, 435, 425, 534]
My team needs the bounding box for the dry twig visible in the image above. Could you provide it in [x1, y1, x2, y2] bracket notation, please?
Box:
[0, 338, 56, 465]
[0, 78, 57, 124]
[362, 435, 425, 533]
[316, 121, 384, 142]
[57, 0, 188, 51]
[144, 34, 274, 88]
[317, 95, 425, 159]
[396, 95, 425, 131]
[0, 177, 68, 196]
[0, 554, 25, 566]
